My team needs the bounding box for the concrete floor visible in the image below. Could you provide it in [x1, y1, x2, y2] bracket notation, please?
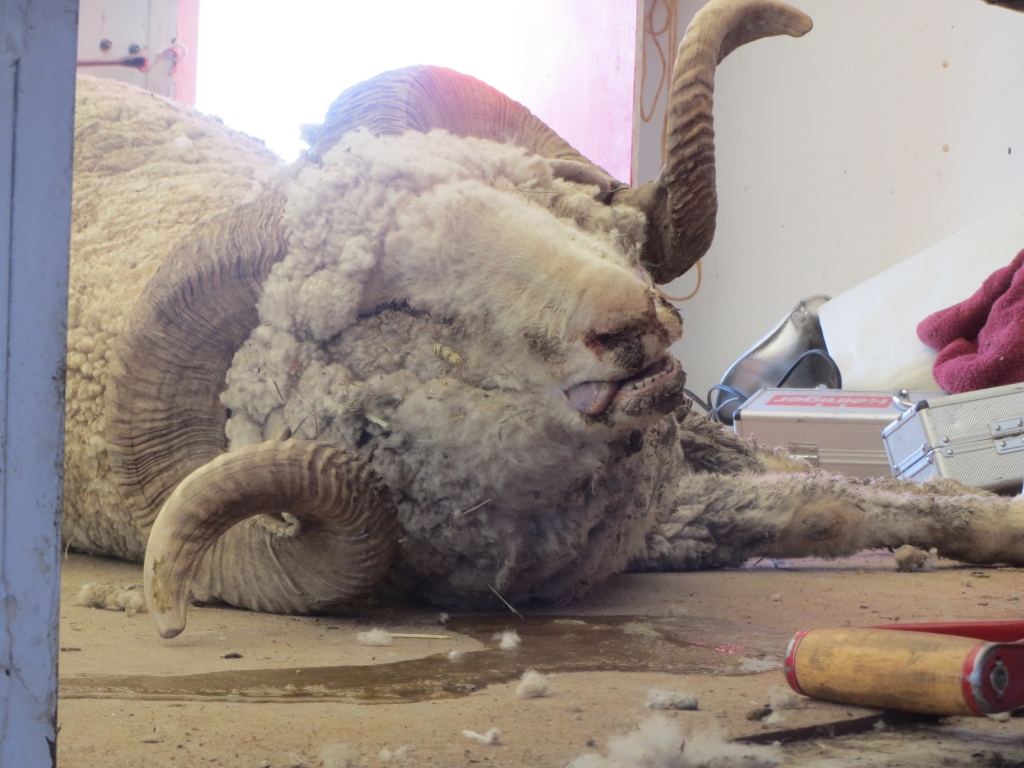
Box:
[56, 551, 1024, 767]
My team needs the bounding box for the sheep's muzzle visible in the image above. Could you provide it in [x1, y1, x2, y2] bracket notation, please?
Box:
[565, 355, 684, 416]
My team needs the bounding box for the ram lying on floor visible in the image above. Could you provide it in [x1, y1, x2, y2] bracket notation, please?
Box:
[64, 0, 1024, 639]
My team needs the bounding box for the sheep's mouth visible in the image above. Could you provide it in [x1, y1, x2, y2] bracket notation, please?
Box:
[565, 356, 681, 415]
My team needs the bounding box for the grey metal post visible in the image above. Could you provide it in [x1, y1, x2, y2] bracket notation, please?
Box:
[1, 1, 79, 765]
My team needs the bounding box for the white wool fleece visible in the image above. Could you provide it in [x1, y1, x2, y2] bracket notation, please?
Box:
[384, 180, 649, 371]
[228, 129, 648, 442]
[221, 129, 670, 607]
[257, 128, 643, 342]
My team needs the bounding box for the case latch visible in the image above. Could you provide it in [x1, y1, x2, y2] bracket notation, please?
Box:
[991, 416, 1024, 454]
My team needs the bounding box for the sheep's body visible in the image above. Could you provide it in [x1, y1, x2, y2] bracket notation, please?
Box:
[66, 74, 1024, 616]
[64, 77, 279, 560]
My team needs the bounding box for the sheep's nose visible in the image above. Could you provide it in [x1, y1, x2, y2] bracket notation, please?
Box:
[585, 326, 648, 371]
[588, 291, 680, 350]
[590, 291, 658, 335]
[657, 301, 682, 343]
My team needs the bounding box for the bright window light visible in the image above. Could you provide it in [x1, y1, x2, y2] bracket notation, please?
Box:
[195, 0, 636, 179]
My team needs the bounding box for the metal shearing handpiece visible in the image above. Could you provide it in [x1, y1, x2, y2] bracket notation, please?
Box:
[709, 295, 840, 424]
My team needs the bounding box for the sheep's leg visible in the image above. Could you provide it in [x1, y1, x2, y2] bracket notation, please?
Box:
[674, 408, 766, 475]
[634, 470, 1024, 571]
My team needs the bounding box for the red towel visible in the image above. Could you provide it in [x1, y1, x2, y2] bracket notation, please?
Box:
[916, 248, 1024, 394]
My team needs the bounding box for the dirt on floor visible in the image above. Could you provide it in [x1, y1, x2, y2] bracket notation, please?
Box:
[56, 551, 1024, 767]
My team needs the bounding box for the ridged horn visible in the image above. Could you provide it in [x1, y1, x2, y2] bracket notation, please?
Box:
[108, 192, 401, 633]
[107, 192, 289, 530]
[616, 0, 812, 284]
[306, 65, 622, 198]
[145, 440, 399, 638]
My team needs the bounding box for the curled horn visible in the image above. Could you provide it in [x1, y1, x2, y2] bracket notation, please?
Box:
[107, 192, 290, 531]
[307, 64, 623, 198]
[615, 0, 812, 284]
[145, 441, 397, 638]
[313, 9, 812, 284]
[106, 194, 399, 631]
[312, 8, 811, 284]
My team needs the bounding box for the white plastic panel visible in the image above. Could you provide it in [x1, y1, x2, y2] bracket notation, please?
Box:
[819, 200, 1024, 392]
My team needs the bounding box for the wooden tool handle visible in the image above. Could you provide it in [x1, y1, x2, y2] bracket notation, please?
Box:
[786, 628, 983, 715]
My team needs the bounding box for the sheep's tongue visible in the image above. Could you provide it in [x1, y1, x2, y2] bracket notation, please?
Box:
[566, 381, 620, 415]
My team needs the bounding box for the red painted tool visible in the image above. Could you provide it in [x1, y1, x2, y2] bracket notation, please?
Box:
[784, 621, 1024, 716]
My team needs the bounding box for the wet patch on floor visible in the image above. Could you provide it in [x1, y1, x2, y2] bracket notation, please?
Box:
[61, 614, 791, 703]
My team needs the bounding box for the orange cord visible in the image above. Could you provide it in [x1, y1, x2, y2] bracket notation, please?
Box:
[639, 0, 679, 167]
[657, 260, 702, 302]
[642, 0, 701, 302]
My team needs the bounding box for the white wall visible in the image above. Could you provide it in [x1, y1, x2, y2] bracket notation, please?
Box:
[76, 0, 198, 103]
[636, 0, 1024, 401]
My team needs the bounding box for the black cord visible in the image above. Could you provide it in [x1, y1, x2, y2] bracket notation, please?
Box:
[776, 348, 843, 389]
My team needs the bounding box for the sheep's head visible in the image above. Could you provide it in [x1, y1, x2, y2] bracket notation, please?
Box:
[103, 0, 812, 637]
[241, 127, 686, 444]
[376, 161, 686, 430]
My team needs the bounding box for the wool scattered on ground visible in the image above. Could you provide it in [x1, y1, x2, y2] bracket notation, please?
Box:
[318, 742, 354, 768]
[515, 670, 548, 698]
[683, 728, 782, 767]
[894, 544, 934, 572]
[645, 688, 698, 711]
[462, 728, 501, 745]
[75, 582, 147, 613]
[565, 715, 782, 768]
[768, 684, 801, 710]
[379, 745, 410, 762]
[494, 630, 521, 650]
[355, 628, 393, 646]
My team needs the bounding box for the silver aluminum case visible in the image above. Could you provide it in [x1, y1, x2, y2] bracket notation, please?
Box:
[733, 389, 938, 480]
[882, 382, 1024, 492]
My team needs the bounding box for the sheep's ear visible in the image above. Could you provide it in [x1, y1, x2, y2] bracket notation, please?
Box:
[548, 159, 627, 203]
[106, 191, 289, 532]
